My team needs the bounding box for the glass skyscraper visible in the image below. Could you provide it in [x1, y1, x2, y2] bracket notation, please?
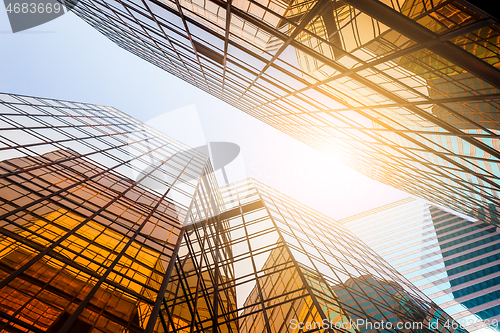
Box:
[0, 92, 221, 333]
[66, 0, 500, 225]
[178, 178, 463, 333]
[0, 92, 466, 332]
[343, 198, 500, 332]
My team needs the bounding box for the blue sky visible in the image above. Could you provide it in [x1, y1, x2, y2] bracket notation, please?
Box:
[0, 10, 411, 219]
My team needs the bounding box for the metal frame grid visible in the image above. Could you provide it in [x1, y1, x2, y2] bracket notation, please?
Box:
[0, 93, 470, 333]
[154, 177, 468, 332]
[0, 92, 220, 333]
[67, 0, 500, 225]
[343, 198, 500, 332]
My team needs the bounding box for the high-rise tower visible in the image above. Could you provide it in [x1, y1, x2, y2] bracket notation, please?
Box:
[343, 198, 500, 332]
[0, 92, 220, 332]
[171, 177, 466, 333]
[68, 0, 500, 225]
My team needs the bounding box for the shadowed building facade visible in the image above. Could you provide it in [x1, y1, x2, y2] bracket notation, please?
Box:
[67, 0, 500, 225]
[343, 198, 500, 332]
[0, 92, 468, 333]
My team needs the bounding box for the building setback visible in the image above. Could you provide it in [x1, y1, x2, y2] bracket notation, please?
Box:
[343, 198, 500, 332]
[0, 92, 465, 332]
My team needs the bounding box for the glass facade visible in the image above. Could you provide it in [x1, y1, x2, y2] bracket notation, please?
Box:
[67, 0, 500, 225]
[0, 92, 468, 332]
[343, 198, 500, 332]
[0, 92, 220, 333]
[172, 178, 466, 333]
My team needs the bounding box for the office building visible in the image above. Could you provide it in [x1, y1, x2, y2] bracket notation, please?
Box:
[67, 0, 500, 225]
[0, 92, 221, 333]
[343, 198, 500, 332]
[173, 178, 465, 333]
[0, 92, 465, 332]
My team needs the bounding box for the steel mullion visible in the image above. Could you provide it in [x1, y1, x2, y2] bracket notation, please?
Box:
[172, 260, 203, 331]
[260, 92, 500, 117]
[172, 0, 214, 94]
[144, 170, 207, 333]
[162, 297, 180, 333]
[234, 0, 332, 104]
[248, 16, 496, 112]
[344, 0, 500, 88]
[236, 200, 273, 333]
[118, 0, 192, 82]
[0, 310, 46, 333]
[0, 217, 166, 295]
[221, 0, 232, 98]
[0, 246, 155, 305]
[0, 140, 179, 291]
[285, 34, 500, 161]
[57, 152, 196, 333]
[0, 149, 178, 223]
[283, 202, 423, 328]
[158, 310, 169, 333]
[146, 0, 308, 98]
[0, 131, 147, 179]
[186, 219, 216, 333]
[211, 216, 224, 333]
[139, 0, 199, 83]
[144, 227, 186, 333]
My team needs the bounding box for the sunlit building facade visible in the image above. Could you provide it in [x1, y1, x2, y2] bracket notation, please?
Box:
[68, 0, 500, 225]
[0, 92, 221, 333]
[343, 198, 500, 332]
[0, 92, 467, 332]
[175, 178, 466, 333]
